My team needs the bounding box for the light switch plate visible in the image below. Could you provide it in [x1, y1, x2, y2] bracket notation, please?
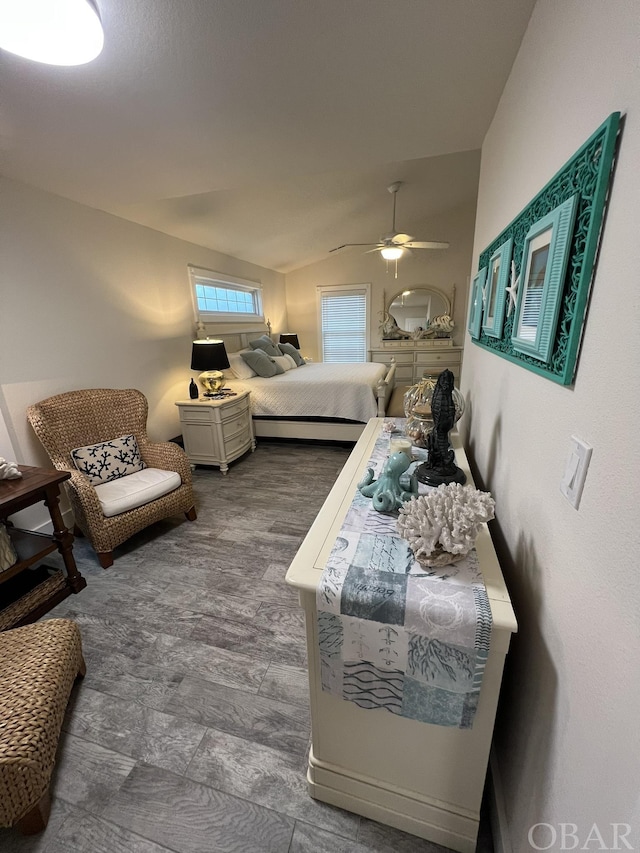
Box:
[560, 436, 592, 509]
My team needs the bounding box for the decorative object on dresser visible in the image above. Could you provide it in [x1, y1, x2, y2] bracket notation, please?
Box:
[27, 389, 197, 569]
[403, 372, 465, 447]
[176, 390, 255, 475]
[415, 369, 466, 486]
[0, 466, 87, 629]
[190, 338, 230, 396]
[397, 482, 496, 567]
[188, 378, 199, 399]
[357, 451, 418, 512]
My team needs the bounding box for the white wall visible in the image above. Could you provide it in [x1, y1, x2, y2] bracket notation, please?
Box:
[284, 202, 477, 361]
[460, 1, 640, 847]
[1, 177, 287, 520]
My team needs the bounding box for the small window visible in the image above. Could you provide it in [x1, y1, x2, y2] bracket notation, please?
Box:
[317, 284, 370, 363]
[188, 265, 264, 323]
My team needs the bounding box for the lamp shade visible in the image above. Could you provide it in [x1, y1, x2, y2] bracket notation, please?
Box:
[380, 246, 404, 261]
[0, 0, 104, 66]
[190, 340, 230, 371]
[279, 333, 300, 349]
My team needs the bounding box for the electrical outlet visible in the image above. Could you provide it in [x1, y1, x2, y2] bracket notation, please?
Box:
[560, 436, 592, 509]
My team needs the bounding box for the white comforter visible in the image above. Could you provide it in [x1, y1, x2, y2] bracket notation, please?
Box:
[226, 362, 387, 422]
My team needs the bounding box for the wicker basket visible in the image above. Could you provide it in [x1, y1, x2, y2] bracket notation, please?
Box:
[0, 572, 66, 632]
[0, 524, 17, 574]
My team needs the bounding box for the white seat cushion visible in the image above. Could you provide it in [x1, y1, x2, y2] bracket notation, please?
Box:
[93, 468, 182, 517]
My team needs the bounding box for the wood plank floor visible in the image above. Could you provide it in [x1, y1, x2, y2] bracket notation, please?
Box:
[0, 439, 494, 853]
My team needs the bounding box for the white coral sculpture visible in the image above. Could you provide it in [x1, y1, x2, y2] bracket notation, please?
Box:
[0, 457, 22, 480]
[397, 482, 495, 566]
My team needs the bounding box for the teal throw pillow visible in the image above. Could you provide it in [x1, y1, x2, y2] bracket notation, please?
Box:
[249, 335, 280, 357]
[241, 348, 284, 377]
[278, 342, 305, 366]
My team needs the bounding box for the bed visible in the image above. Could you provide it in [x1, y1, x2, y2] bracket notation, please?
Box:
[212, 329, 396, 441]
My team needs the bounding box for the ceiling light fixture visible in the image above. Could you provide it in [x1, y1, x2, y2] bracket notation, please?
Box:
[0, 0, 104, 66]
[380, 247, 404, 261]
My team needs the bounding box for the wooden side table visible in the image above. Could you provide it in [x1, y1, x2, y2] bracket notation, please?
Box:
[175, 391, 255, 474]
[0, 466, 86, 629]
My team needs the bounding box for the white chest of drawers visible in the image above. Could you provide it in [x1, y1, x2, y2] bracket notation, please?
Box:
[175, 391, 255, 474]
[370, 340, 463, 385]
[285, 419, 516, 852]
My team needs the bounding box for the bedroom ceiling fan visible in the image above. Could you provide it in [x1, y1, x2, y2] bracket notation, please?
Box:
[329, 181, 449, 276]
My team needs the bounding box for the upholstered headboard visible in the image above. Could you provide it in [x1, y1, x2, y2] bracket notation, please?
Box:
[203, 325, 271, 353]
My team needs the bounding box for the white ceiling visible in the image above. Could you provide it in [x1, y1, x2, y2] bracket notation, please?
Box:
[0, 0, 535, 272]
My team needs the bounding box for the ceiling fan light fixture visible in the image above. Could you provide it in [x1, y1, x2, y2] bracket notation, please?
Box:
[0, 0, 104, 66]
[381, 246, 404, 261]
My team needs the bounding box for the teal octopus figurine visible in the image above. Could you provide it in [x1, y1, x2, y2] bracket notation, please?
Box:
[358, 451, 419, 512]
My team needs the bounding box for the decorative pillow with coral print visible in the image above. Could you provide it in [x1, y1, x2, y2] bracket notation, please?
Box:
[71, 434, 147, 485]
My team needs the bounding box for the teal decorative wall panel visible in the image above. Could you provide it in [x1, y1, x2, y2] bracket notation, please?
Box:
[471, 112, 621, 385]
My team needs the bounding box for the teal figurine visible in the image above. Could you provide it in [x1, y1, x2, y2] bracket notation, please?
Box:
[189, 378, 199, 399]
[358, 451, 419, 512]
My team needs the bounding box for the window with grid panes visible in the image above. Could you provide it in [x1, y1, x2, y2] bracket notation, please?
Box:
[188, 266, 264, 323]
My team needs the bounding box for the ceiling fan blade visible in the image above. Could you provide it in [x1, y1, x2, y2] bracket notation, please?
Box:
[393, 234, 413, 244]
[364, 246, 385, 254]
[329, 242, 380, 252]
[403, 241, 450, 249]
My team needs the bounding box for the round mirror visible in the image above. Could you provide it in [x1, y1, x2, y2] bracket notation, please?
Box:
[385, 287, 451, 336]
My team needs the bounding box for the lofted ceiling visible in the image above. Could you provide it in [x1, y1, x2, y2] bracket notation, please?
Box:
[0, 0, 536, 272]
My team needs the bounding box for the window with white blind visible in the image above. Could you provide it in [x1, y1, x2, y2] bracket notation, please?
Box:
[188, 265, 264, 323]
[317, 284, 370, 363]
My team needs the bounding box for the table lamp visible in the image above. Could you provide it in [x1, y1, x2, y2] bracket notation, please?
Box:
[279, 332, 300, 349]
[191, 339, 230, 396]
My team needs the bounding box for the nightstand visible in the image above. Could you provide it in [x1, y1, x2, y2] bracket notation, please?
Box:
[175, 391, 255, 474]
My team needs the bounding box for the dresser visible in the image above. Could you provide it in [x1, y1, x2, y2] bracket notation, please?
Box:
[175, 391, 255, 473]
[369, 339, 463, 385]
[285, 419, 516, 852]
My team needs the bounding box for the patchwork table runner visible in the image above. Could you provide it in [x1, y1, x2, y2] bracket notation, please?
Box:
[317, 420, 492, 729]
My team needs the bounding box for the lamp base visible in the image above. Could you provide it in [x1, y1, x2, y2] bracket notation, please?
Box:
[198, 370, 225, 396]
[415, 461, 466, 487]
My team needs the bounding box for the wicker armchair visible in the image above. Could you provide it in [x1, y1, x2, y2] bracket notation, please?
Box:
[27, 389, 197, 568]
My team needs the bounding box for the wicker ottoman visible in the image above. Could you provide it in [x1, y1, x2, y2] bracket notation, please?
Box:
[0, 619, 85, 834]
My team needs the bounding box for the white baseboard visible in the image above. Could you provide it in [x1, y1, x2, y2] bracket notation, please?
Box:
[489, 748, 512, 853]
[22, 507, 74, 536]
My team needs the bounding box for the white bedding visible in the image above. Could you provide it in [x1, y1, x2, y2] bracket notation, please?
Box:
[225, 362, 387, 423]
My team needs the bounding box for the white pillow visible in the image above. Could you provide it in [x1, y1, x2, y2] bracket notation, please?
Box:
[272, 354, 295, 372]
[283, 353, 297, 369]
[228, 350, 256, 380]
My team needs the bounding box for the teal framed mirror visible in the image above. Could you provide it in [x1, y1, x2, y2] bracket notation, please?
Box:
[470, 112, 621, 385]
[468, 267, 486, 339]
[482, 238, 513, 339]
[512, 196, 577, 362]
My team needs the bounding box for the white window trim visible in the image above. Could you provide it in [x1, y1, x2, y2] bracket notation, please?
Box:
[188, 265, 264, 324]
[316, 283, 371, 363]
